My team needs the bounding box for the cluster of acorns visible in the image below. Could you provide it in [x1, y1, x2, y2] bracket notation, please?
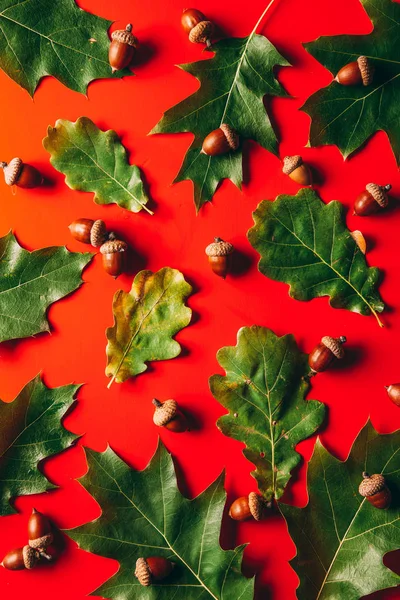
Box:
[69, 218, 128, 278]
[2, 509, 55, 570]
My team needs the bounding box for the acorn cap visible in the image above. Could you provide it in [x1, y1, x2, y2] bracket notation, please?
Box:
[188, 20, 214, 44]
[0, 158, 23, 186]
[135, 557, 151, 586]
[357, 56, 373, 86]
[111, 24, 137, 46]
[282, 155, 303, 175]
[205, 238, 234, 257]
[321, 336, 346, 359]
[248, 492, 264, 521]
[359, 473, 386, 497]
[23, 545, 38, 569]
[366, 183, 390, 208]
[90, 220, 107, 247]
[153, 399, 178, 427]
[220, 124, 239, 151]
[100, 239, 128, 254]
[29, 533, 53, 549]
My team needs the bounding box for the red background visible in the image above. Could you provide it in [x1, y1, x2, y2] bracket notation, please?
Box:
[0, 0, 399, 598]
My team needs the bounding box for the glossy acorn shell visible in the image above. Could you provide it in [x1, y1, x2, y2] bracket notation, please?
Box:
[164, 410, 189, 433]
[147, 556, 174, 581]
[181, 8, 205, 33]
[102, 252, 125, 277]
[229, 496, 252, 521]
[366, 487, 392, 509]
[336, 61, 363, 85]
[354, 190, 381, 216]
[16, 164, 43, 188]
[69, 219, 94, 244]
[386, 384, 400, 407]
[2, 548, 26, 570]
[288, 164, 312, 186]
[308, 343, 335, 373]
[28, 509, 53, 548]
[202, 128, 231, 156]
[208, 255, 231, 278]
[109, 41, 135, 72]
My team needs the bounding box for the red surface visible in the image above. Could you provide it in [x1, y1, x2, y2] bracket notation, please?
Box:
[0, 0, 399, 598]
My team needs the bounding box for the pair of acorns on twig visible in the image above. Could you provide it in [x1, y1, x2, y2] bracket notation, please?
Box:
[69, 218, 128, 278]
[2, 509, 55, 570]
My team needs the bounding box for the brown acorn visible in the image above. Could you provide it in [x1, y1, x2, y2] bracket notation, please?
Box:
[282, 155, 312, 186]
[0, 158, 43, 189]
[69, 218, 108, 247]
[152, 399, 189, 433]
[135, 556, 174, 586]
[205, 237, 234, 278]
[229, 492, 265, 522]
[385, 383, 400, 407]
[359, 472, 391, 509]
[354, 183, 391, 216]
[1, 546, 39, 570]
[100, 239, 128, 277]
[308, 336, 346, 374]
[109, 24, 137, 73]
[202, 124, 239, 156]
[28, 508, 53, 553]
[335, 56, 373, 86]
[181, 8, 214, 48]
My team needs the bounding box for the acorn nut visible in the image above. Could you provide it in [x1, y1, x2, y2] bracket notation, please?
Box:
[308, 336, 346, 374]
[135, 557, 174, 586]
[69, 218, 108, 247]
[229, 492, 266, 522]
[205, 238, 234, 279]
[354, 183, 391, 216]
[100, 239, 128, 277]
[385, 384, 400, 407]
[152, 399, 189, 433]
[181, 8, 214, 48]
[336, 56, 373, 86]
[0, 158, 43, 189]
[282, 155, 312, 186]
[359, 472, 391, 509]
[109, 24, 137, 72]
[28, 508, 54, 554]
[1, 546, 39, 570]
[202, 124, 239, 156]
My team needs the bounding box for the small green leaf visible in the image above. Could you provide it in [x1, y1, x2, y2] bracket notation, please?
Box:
[43, 117, 152, 214]
[210, 326, 326, 501]
[303, 0, 400, 161]
[151, 35, 288, 212]
[0, 0, 132, 96]
[67, 441, 254, 600]
[0, 232, 92, 342]
[248, 188, 385, 326]
[281, 421, 400, 600]
[0, 375, 79, 515]
[106, 267, 192, 386]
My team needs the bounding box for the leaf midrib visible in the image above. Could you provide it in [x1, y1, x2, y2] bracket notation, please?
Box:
[270, 207, 383, 325]
[90, 453, 220, 600]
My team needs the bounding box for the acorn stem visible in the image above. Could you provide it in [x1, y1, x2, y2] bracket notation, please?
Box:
[383, 184, 392, 192]
[205, 38, 212, 49]
[214, 237, 223, 243]
[38, 550, 52, 561]
[339, 336, 347, 344]
[126, 24, 132, 32]
[152, 399, 162, 408]
[363, 472, 370, 479]
[0, 162, 7, 169]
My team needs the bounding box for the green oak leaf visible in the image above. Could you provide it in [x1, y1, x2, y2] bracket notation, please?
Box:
[0, 0, 132, 96]
[280, 421, 400, 600]
[67, 442, 254, 600]
[0, 375, 79, 515]
[0, 232, 92, 343]
[151, 35, 289, 212]
[210, 326, 325, 501]
[43, 117, 152, 214]
[106, 267, 192, 387]
[248, 188, 385, 326]
[303, 0, 400, 161]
